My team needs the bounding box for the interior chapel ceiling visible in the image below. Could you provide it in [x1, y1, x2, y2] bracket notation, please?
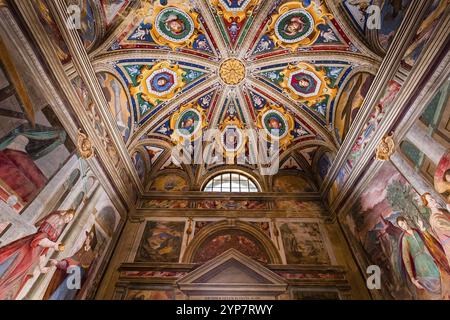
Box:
[9, 0, 449, 210]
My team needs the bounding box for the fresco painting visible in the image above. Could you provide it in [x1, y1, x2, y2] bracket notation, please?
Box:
[345, 161, 450, 299]
[402, 0, 447, 66]
[148, 174, 189, 192]
[378, 0, 411, 50]
[32, 0, 71, 63]
[334, 72, 374, 144]
[97, 72, 131, 142]
[42, 228, 97, 300]
[143, 199, 190, 209]
[196, 200, 266, 210]
[0, 209, 75, 300]
[125, 289, 174, 300]
[273, 175, 316, 192]
[0, 60, 73, 213]
[318, 152, 333, 180]
[280, 222, 330, 265]
[101, 0, 130, 25]
[0, 184, 121, 300]
[275, 200, 325, 212]
[132, 152, 146, 185]
[135, 221, 185, 263]
[0, 0, 447, 302]
[346, 80, 401, 169]
[193, 229, 270, 264]
[79, 0, 97, 49]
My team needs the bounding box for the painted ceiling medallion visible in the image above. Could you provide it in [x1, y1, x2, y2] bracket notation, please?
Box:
[268, 2, 328, 51]
[219, 116, 246, 160]
[170, 102, 207, 144]
[257, 105, 294, 150]
[130, 61, 186, 105]
[281, 62, 336, 104]
[150, 2, 201, 50]
[211, 0, 259, 22]
[219, 59, 246, 85]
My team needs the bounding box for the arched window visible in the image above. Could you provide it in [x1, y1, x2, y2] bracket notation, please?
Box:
[203, 173, 259, 192]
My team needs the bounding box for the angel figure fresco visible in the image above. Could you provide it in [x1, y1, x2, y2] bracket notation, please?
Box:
[42, 229, 98, 300]
[0, 209, 75, 300]
[396, 216, 450, 299]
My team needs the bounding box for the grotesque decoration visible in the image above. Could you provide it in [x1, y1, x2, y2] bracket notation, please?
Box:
[77, 129, 94, 159]
[219, 116, 246, 162]
[130, 61, 186, 105]
[280, 62, 336, 105]
[256, 104, 294, 150]
[170, 102, 207, 144]
[210, 0, 260, 22]
[375, 134, 395, 161]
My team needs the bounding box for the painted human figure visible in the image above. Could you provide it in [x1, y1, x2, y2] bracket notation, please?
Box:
[421, 193, 450, 265]
[0, 135, 46, 211]
[280, 224, 300, 256]
[284, 16, 305, 37]
[42, 230, 97, 300]
[196, 37, 208, 50]
[396, 216, 450, 298]
[225, 128, 238, 149]
[156, 77, 168, 87]
[0, 124, 66, 212]
[0, 209, 75, 300]
[164, 14, 185, 35]
[181, 116, 196, 133]
[252, 94, 265, 108]
[268, 117, 281, 130]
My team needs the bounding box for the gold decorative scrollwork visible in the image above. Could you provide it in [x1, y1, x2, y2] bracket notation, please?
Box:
[77, 129, 95, 159]
[170, 102, 207, 144]
[256, 104, 294, 150]
[375, 134, 395, 161]
[129, 61, 186, 105]
[210, 0, 260, 23]
[149, 1, 202, 50]
[267, 1, 330, 52]
[219, 116, 247, 161]
[280, 62, 337, 105]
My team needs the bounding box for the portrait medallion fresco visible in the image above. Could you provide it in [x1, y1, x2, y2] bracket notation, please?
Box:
[268, 2, 328, 51]
[130, 61, 186, 105]
[281, 62, 337, 105]
[170, 102, 207, 143]
[149, 3, 201, 49]
[257, 104, 294, 150]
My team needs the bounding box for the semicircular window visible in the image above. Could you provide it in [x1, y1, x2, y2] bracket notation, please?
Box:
[203, 173, 259, 192]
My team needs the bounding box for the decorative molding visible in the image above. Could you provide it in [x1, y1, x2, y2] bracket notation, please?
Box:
[77, 129, 95, 159]
[375, 134, 395, 161]
[322, 0, 432, 199]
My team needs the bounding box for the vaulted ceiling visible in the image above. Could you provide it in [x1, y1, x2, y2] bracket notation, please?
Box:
[23, 0, 421, 198]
